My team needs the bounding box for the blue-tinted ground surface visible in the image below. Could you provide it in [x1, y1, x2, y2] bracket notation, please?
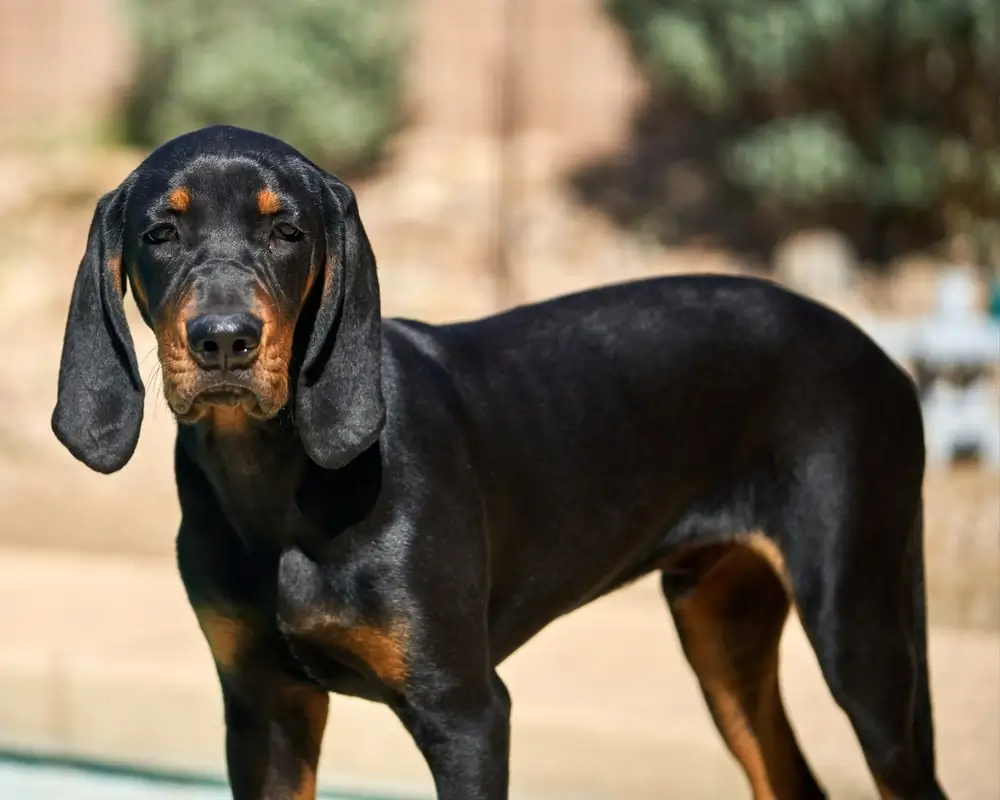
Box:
[0, 758, 406, 800]
[0, 760, 229, 800]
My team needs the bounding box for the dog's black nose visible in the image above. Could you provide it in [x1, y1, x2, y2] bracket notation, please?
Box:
[186, 313, 263, 370]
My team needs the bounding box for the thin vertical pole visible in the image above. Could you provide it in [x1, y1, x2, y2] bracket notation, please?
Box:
[492, 0, 523, 308]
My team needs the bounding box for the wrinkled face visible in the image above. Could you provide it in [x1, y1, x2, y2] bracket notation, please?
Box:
[123, 156, 322, 427]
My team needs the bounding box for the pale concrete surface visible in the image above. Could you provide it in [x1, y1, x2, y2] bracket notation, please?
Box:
[0, 761, 232, 800]
[0, 758, 411, 799]
[0, 548, 997, 799]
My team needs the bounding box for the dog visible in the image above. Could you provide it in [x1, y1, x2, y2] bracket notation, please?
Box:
[52, 125, 946, 800]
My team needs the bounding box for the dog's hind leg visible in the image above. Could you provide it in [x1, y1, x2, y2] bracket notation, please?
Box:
[782, 493, 947, 800]
[662, 538, 826, 800]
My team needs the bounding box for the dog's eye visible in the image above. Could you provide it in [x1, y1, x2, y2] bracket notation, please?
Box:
[272, 221, 303, 242]
[143, 224, 177, 244]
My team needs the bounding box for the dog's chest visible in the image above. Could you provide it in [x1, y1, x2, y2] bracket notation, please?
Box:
[275, 546, 410, 695]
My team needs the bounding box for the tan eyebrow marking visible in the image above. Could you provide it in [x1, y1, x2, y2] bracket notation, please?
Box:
[166, 186, 191, 212]
[257, 188, 282, 215]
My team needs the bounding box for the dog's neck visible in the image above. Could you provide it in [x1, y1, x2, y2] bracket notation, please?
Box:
[181, 410, 382, 554]
[183, 410, 309, 547]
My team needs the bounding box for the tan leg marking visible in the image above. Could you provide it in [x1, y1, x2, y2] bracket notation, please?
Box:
[740, 531, 794, 596]
[332, 623, 409, 687]
[195, 608, 251, 673]
[290, 611, 410, 689]
[671, 541, 816, 800]
[284, 684, 329, 800]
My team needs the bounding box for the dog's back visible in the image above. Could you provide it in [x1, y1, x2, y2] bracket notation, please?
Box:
[384, 274, 925, 657]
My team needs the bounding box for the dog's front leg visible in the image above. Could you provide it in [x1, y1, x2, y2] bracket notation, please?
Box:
[181, 538, 329, 799]
[392, 672, 512, 800]
[190, 598, 327, 799]
[220, 669, 329, 800]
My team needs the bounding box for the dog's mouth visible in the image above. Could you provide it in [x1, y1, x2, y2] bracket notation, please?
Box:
[197, 386, 255, 407]
[169, 377, 275, 424]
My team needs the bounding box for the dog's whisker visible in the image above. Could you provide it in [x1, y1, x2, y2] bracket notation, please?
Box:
[144, 362, 161, 388]
[150, 371, 165, 419]
[140, 345, 158, 366]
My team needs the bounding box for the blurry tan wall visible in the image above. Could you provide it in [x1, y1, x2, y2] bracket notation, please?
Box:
[0, 0, 132, 143]
[407, 0, 643, 165]
[0, 0, 643, 163]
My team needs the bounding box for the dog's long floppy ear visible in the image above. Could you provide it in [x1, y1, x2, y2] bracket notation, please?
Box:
[296, 174, 386, 470]
[51, 188, 144, 474]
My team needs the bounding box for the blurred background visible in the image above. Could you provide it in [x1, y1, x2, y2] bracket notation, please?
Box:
[0, 0, 997, 797]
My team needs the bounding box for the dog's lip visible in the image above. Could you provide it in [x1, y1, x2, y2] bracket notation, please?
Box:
[195, 385, 255, 407]
[171, 381, 270, 425]
[165, 367, 286, 421]
[176, 378, 260, 413]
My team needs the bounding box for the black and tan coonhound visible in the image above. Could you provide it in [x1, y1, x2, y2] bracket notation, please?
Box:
[52, 125, 946, 800]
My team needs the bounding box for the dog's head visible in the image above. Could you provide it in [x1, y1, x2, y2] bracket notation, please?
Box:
[52, 125, 385, 473]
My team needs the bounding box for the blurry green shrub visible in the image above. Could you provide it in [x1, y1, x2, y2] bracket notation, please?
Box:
[120, 0, 409, 172]
[601, 0, 1000, 258]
